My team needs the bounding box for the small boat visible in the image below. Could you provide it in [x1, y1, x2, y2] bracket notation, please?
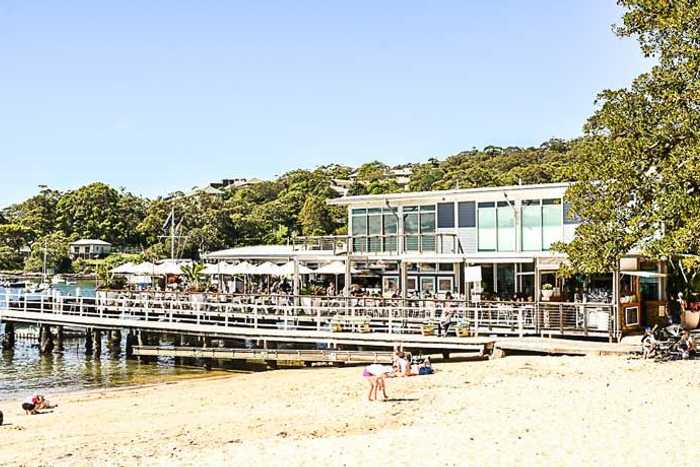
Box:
[51, 275, 66, 285]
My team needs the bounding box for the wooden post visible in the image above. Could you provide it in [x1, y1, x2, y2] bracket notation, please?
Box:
[54, 326, 64, 352]
[40, 325, 54, 354]
[85, 328, 94, 355]
[93, 329, 102, 357]
[1, 322, 15, 351]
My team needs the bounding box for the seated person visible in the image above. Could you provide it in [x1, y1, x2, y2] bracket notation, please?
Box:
[678, 330, 696, 359]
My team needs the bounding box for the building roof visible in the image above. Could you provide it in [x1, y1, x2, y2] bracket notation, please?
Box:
[204, 244, 337, 261]
[70, 239, 112, 246]
[327, 182, 572, 206]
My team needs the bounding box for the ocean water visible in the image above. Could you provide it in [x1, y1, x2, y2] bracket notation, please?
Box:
[0, 281, 219, 401]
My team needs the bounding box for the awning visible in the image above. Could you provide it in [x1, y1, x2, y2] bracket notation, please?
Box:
[277, 262, 314, 276]
[465, 257, 535, 265]
[316, 261, 360, 275]
[154, 262, 185, 275]
[622, 271, 667, 279]
[253, 262, 282, 275]
[110, 262, 137, 274]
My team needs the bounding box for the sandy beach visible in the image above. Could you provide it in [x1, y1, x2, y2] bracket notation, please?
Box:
[1, 355, 697, 467]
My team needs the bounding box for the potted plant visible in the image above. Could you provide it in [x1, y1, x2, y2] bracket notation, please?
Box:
[455, 319, 470, 337]
[541, 283, 554, 301]
[421, 322, 435, 336]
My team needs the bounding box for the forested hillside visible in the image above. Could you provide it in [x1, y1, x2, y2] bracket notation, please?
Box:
[0, 140, 577, 272]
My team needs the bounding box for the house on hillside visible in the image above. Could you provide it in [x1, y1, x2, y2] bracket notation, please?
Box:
[69, 239, 112, 259]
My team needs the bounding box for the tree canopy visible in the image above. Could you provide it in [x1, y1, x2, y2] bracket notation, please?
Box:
[559, 0, 700, 273]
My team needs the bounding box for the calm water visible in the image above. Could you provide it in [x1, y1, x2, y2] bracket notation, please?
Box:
[0, 282, 218, 401]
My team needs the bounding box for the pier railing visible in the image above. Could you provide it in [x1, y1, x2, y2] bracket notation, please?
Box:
[0, 291, 614, 338]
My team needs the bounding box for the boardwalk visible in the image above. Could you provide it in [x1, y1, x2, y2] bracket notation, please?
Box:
[0, 291, 616, 354]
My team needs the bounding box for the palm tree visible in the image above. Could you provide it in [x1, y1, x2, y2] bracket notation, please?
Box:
[181, 263, 207, 292]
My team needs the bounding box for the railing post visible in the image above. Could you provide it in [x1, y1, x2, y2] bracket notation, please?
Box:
[559, 303, 563, 334]
[79, 297, 84, 317]
[518, 308, 523, 337]
[474, 304, 479, 336]
[40, 294, 44, 314]
[254, 304, 259, 329]
[388, 306, 393, 334]
[316, 302, 321, 332]
[583, 304, 588, 336]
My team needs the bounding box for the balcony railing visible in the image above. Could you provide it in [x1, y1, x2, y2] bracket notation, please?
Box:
[292, 233, 461, 255]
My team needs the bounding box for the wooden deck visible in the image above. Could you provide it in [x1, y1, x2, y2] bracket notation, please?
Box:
[494, 337, 641, 356]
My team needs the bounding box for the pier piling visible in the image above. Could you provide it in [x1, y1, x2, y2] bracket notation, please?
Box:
[92, 330, 102, 357]
[1, 322, 15, 351]
[125, 331, 136, 358]
[54, 326, 65, 353]
[39, 325, 54, 354]
[85, 329, 94, 355]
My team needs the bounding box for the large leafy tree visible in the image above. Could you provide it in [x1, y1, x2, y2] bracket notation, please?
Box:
[2, 187, 61, 237]
[24, 232, 74, 273]
[56, 183, 145, 246]
[560, 0, 700, 273]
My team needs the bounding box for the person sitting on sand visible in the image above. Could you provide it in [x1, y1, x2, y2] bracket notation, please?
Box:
[678, 330, 696, 359]
[394, 352, 413, 377]
[363, 363, 391, 401]
[22, 395, 40, 415]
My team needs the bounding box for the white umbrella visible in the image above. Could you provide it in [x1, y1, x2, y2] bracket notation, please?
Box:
[132, 262, 156, 275]
[316, 261, 359, 275]
[154, 261, 184, 276]
[202, 263, 225, 275]
[110, 262, 137, 274]
[277, 262, 314, 276]
[253, 262, 282, 275]
[229, 261, 255, 275]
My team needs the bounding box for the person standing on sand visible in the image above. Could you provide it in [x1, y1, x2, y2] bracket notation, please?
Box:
[363, 364, 391, 401]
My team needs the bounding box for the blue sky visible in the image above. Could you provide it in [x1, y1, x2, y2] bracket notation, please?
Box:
[0, 1, 650, 207]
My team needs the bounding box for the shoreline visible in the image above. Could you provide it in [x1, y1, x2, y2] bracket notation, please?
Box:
[1, 355, 699, 466]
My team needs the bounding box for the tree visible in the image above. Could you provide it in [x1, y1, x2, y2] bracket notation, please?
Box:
[0, 246, 23, 271]
[24, 232, 73, 273]
[299, 195, 333, 236]
[2, 187, 61, 237]
[560, 0, 700, 274]
[0, 224, 36, 252]
[56, 183, 145, 245]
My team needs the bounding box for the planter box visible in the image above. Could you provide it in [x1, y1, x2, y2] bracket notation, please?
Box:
[455, 325, 470, 337]
[421, 324, 435, 336]
[358, 322, 371, 333]
[331, 323, 343, 333]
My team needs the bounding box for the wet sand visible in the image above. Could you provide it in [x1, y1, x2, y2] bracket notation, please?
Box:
[1, 355, 697, 466]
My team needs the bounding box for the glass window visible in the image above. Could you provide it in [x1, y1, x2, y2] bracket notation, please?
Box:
[367, 212, 382, 252]
[352, 215, 367, 253]
[458, 201, 476, 228]
[420, 211, 436, 251]
[404, 211, 419, 251]
[497, 201, 515, 252]
[640, 261, 660, 300]
[383, 212, 398, 252]
[497, 264, 515, 299]
[438, 277, 454, 292]
[406, 276, 418, 291]
[437, 203, 455, 228]
[420, 277, 436, 294]
[542, 199, 563, 250]
[478, 202, 497, 251]
[481, 264, 495, 295]
[419, 263, 436, 273]
[521, 200, 542, 251]
[383, 276, 399, 294]
[438, 263, 454, 272]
